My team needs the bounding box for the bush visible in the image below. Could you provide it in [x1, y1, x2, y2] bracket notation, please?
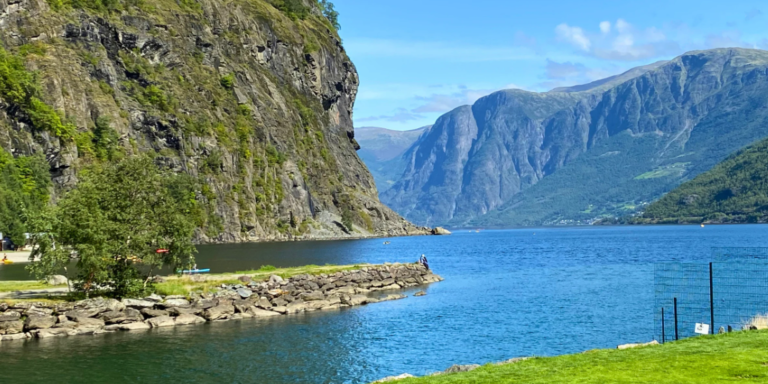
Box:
[220, 74, 235, 89]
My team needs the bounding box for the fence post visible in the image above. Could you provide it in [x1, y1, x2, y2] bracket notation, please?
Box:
[709, 262, 714, 335]
[661, 307, 665, 344]
[674, 297, 679, 341]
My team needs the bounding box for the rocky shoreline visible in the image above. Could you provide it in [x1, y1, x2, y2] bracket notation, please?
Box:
[0, 264, 442, 342]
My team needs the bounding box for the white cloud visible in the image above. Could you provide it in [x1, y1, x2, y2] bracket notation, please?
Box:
[555, 23, 591, 51]
[599, 21, 611, 34]
[555, 19, 681, 61]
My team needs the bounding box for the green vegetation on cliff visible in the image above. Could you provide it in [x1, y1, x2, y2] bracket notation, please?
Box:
[397, 331, 768, 384]
[637, 137, 768, 224]
[0, 149, 51, 245]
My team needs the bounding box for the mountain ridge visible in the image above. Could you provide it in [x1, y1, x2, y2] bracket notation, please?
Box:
[382, 47, 768, 227]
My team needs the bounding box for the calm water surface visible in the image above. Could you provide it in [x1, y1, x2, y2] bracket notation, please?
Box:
[2, 225, 768, 383]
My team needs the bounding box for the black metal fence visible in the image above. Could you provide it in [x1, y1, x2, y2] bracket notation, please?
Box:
[654, 248, 768, 342]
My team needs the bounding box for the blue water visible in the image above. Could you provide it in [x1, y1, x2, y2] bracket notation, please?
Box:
[2, 225, 767, 383]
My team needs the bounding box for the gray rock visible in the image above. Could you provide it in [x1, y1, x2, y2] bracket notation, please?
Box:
[122, 299, 155, 309]
[36, 328, 71, 338]
[161, 298, 190, 308]
[141, 309, 170, 318]
[144, 294, 163, 302]
[24, 315, 56, 331]
[167, 307, 202, 316]
[203, 304, 235, 321]
[247, 307, 281, 318]
[0, 311, 21, 322]
[300, 291, 325, 301]
[346, 295, 369, 306]
[65, 309, 102, 321]
[379, 294, 406, 301]
[285, 301, 307, 314]
[269, 275, 284, 284]
[123, 308, 144, 323]
[146, 316, 175, 328]
[272, 306, 288, 314]
[237, 288, 252, 299]
[175, 314, 206, 326]
[193, 299, 218, 309]
[431, 227, 452, 235]
[115, 322, 151, 331]
[442, 364, 481, 374]
[0, 320, 24, 335]
[1, 332, 28, 341]
[46, 275, 69, 285]
[256, 297, 272, 309]
[238, 275, 252, 283]
[414, 291, 427, 296]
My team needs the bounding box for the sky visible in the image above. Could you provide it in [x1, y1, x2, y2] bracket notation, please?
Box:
[333, 0, 768, 130]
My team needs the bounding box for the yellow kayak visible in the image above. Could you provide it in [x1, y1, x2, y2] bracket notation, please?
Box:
[2, 260, 13, 264]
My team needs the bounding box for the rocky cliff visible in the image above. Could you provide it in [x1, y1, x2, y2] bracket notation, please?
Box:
[383, 48, 768, 227]
[0, 0, 428, 242]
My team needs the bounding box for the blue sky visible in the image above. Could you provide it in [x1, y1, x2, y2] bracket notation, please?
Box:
[333, 0, 768, 130]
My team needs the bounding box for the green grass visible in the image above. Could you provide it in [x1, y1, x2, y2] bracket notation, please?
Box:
[398, 331, 768, 384]
[0, 280, 64, 293]
[634, 162, 690, 180]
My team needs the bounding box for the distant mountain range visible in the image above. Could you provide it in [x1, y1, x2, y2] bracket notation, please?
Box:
[375, 48, 768, 227]
[356, 126, 428, 192]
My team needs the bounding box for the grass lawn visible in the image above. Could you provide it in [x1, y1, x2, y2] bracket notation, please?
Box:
[0, 280, 64, 293]
[398, 330, 768, 383]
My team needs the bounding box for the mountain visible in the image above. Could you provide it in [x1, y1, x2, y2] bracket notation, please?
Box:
[382, 48, 768, 227]
[636, 137, 768, 224]
[548, 61, 668, 94]
[0, 0, 428, 242]
[355, 126, 428, 192]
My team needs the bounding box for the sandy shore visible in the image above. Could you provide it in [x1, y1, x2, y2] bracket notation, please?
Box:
[1, 251, 34, 263]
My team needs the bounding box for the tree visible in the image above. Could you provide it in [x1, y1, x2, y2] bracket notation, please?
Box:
[28, 156, 198, 297]
[319, 0, 340, 30]
[0, 149, 50, 245]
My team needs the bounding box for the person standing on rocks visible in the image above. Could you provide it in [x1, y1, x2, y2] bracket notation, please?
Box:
[419, 254, 429, 270]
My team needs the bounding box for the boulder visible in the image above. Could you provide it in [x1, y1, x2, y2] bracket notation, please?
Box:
[161, 298, 190, 308]
[119, 322, 152, 331]
[146, 316, 175, 328]
[442, 364, 480, 374]
[203, 304, 235, 321]
[25, 306, 54, 317]
[267, 289, 286, 297]
[141, 309, 169, 318]
[123, 308, 144, 323]
[99, 311, 128, 324]
[64, 309, 102, 322]
[300, 291, 325, 301]
[431, 227, 452, 235]
[414, 291, 427, 297]
[0, 311, 21, 322]
[347, 295, 369, 306]
[24, 315, 56, 332]
[175, 314, 206, 326]
[193, 298, 218, 310]
[0, 303, 7, 312]
[0, 320, 24, 335]
[285, 301, 307, 314]
[305, 300, 331, 311]
[269, 275, 284, 284]
[247, 307, 281, 318]
[36, 328, 71, 338]
[238, 275, 252, 283]
[237, 288, 252, 299]
[167, 307, 202, 316]
[380, 294, 406, 302]
[1, 332, 28, 341]
[46, 275, 69, 286]
[256, 297, 272, 309]
[272, 306, 288, 314]
[144, 294, 164, 302]
[122, 299, 155, 309]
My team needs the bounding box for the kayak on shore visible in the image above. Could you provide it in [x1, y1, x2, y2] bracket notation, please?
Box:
[178, 268, 210, 274]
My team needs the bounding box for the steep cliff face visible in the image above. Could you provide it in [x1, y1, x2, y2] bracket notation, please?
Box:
[383, 48, 768, 227]
[355, 125, 427, 192]
[0, 0, 427, 241]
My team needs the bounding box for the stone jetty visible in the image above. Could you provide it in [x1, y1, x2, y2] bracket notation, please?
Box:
[0, 263, 442, 342]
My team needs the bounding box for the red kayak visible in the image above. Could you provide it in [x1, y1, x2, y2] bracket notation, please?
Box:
[156, 249, 169, 254]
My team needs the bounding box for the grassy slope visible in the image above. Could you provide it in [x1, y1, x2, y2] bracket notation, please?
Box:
[639, 137, 768, 223]
[398, 331, 768, 384]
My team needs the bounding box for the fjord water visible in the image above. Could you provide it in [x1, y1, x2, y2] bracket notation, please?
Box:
[2, 225, 768, 384]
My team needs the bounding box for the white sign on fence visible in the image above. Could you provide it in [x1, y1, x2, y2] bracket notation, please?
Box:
[695, 323, 710, 335]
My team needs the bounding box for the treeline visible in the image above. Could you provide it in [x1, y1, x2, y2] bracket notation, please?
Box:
[634, 137, 768, 224]
[0, 149, 50, 245]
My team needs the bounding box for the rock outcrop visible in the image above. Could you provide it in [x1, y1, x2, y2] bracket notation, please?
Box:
[0, 0, 428, 242]
[0, 263, 442, 342]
